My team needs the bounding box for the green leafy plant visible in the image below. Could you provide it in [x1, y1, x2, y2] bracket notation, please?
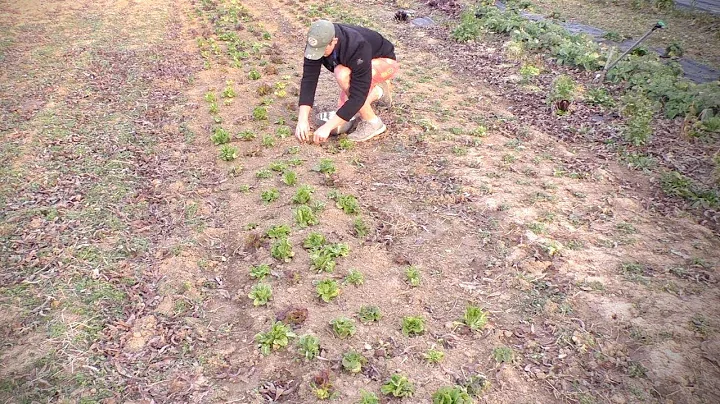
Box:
[519, 63, 540, 83]
[204, 91, 217, 103]
[262, 134, 275, 147]
[248, 283, 272, 306]
[402, 316, 425, 337]
[451, 11, 484, 42]
[585, 87, 615, 108]
[345, 269, 364, 286]
[249, 69, 261, 80]
[255, 321, 296, 355]
[492, 346, 514, 363]
[549, 74, 576, 103]
[238, 130, 256, 140]
[432, 386, 473, 404]
[330, 317, 356, 339]
[405, 266, 421, 287]
[211, 127, 231, 145]
[222, 82, 236, 98]
[381, 374, 415, 398]
[219, 145, 238, 161]
[359, 390, 379, 404]
[358, 305, 381, 323]
[602, 31, 624, 42]
[297, 334, 320, 360]
[292, 184, 314, 204]
[266, 224, 291, 239]
[464, 305, 489, 331]
[271, 238, 294, 262]
[341, 351, 367, 374]
[256, 169, 272, 179]
[333, 193, 359, 214]
[282, 170, 297, 186]
[269, 161, 287, 172]
[276, 126, 292, 139]
[209, 101, 219, 114]
[424, 348, 445, 364]
[286, 157, 303, 166]
[261, 188, 280, 204]
[303, 232, 327, 250]
[253, 106, 268, 120]
[463, 373, 490, 397]
[353, 218, 369, 238]
[294, 205, 319, 227]
[620, 90, 654, 146]
[338, 138, 354, 150]
[250, 263, 271, 280]
[314, 158, 336, 174]
[310, 243, 349, 272]
[316, 279, 340, 302]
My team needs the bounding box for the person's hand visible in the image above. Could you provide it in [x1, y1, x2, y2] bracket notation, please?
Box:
[295, 119, 311, 143]
[313, 124, 332, 144]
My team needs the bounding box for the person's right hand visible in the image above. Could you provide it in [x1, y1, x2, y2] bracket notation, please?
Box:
[295, 119, 311, 143]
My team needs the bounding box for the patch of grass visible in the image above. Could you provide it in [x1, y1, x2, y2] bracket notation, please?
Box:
[330, 317, 356, 339]
[256, 321, 296, 355]
[402, 316, 425, 337]
[660, 171, 719, 209]
[405, 266, 421, 287]
[248, 283, 272, 306]
[492, 346, 514, 363]
[381, 374, 415, 398]
[297, 334, 320, 360]
[261, 188, 280, 204]
[344, 269, 364, 286]
[250, 264, 271, 280]
[292, 184, 314, 204]
[341, 351, 367, 373]
[294, 205, 319, 227]
[358, 305, 381, 323]
[424, 348, 445, 364]
[463, 305, 489, 331]
[316, 279, 340, 303]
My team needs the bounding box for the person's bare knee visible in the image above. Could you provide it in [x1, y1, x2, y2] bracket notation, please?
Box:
[334, 65, 351, 90]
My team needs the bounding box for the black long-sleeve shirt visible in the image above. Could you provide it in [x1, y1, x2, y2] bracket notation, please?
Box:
[298, 24, 396, 121]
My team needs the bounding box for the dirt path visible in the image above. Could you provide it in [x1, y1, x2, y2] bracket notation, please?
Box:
[2, 0, 719, 403]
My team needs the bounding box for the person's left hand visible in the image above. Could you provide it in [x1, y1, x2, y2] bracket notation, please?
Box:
[313, 125, 332, 144]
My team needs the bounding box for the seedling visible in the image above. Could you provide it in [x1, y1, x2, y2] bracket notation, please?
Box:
[262, 134, 275, 147]
[402, 316, 425, 337]
[269, 161, 287, 172]
[492, 346, 514, 363]
[271, 238, 294, 262]
[256, 169, 272, 179]
[209, 102, 219, 114]
[294, 205, 319, 227]
[341, 351, 367, 374]
[257, 83, 272, 96]
[314, 159, 336, 174]
[353, 218, 369, 238]
[358, 305, 381, 323]
[424, 348, 445, 364]
[248, 283, 272, 306]
[250, 263, 271, 280]
[253, 106, 268, 121]
[204, 91, 217, 103]
[276, 126, 291, 139]
[345, 269, 364, 286]
[292, 185, 314, 204]
[310, 243, 349, 272]
[222, 82, 236, 98]
[333, 193, 359, 214]
[286, 157, 304, 166]
[219, 145, 238, 161]
[255, 321, 296, 355]
[311, 371, 336, 400]
[211, 127, 231, 145]
[359, 391, 379, 404]
[282, 170, 297, 186]
[405, 266, 421, 287]
[287, 145, 300, 155]
[330, 317, 356, 338]
[463, 305, 489, 331]
[431, 386, 472, 404]
[463, 373, 490, 397]
[238, 130, 257, 140]
[266, 224, 291, 239]
[261, 188, 280, 204]
[338, 138, 353, 151]
[249, 69, 261, 80]
[316, 279, 340, 302]
[381, 374, 415, 398]
[303, 232, 326, 250]
[297, 334, 320, 360]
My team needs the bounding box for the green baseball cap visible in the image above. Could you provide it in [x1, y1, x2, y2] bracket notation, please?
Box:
[305, 20, 335, 60]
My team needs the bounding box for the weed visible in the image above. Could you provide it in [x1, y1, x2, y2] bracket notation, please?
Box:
[381, 374, 415, 398]
[292, 184, 314, 204]
[211, 127, 231, 145]
[267, 224, 291, 239]
[623, 152, 655, 170]
[256, 321, 296, 355]
[250, 264, 271, 280]
[262, 134, 275, 147]
[452, 11, 485, 42]
[463, 305, 489, 331]
[297, 334, 320, 360]
[502, 154, 516, 164]
[493, 346, 514, 363]
[359, 390, 380, 404]
[249, 69, 261, 80]
[248, 283, 272, 306]
[261, 188, 280, 204]
[424, 348, 445, 364]
[294, 205, 319, 227]
[402, 316, 425, 337]
[314, 159, 336, 174]
[271, 238, 294, 262]
[345, 269, 364, 286]
[358, 305, 382, 324]
[316, 279, 340, 303]
[341, 351, 367, 374]
[238, 130, 257, 140]
[253, 106, 268, 121]
[432, 386, 472, 404]
[303, 232, 326, 250]
[219, 145, 238, 161]
[256, 169, 272, 179]
[330, 317, 356, 339]
[405, 266, 421, 287]
[549, 74, 577, 104]
[628, 361, 647, 378]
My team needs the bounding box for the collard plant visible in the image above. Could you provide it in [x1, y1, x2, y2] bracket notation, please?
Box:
[211, 127, 231, 145]
[405, 266, 421, 287]
[310, 243, 349, 273]
[358, 305, 381, 323]
[250, 263, 271, 280]
[256, 321, 296, 355]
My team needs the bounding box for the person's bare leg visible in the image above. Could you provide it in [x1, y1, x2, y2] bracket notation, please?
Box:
[334, 65, 381, 121]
